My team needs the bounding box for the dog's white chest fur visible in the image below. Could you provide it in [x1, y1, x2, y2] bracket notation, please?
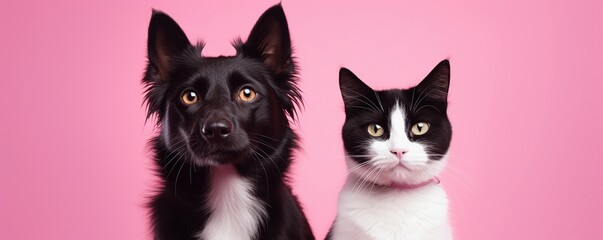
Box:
[198, 165, 266, 240]
[331, 177, 452, 240]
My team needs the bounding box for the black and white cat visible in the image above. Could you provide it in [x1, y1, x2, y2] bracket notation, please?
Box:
[327, 60, 453, 240]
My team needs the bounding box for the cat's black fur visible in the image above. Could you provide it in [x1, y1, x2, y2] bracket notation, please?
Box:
[142, 4, 314, 240]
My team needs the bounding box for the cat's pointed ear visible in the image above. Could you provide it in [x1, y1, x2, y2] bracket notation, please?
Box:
[339, 68, 376, 108]
[146, 10, 192, 81]
[415, 59, 450, 102]
[243, 4, 293, 75]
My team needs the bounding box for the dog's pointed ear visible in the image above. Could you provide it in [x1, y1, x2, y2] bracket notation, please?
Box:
[146, 10, 192, 81]
[243, 4, 293, 75]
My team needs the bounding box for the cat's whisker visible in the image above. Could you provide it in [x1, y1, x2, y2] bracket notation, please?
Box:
[370, 160, 396, 168]
[413, 104, 440, 113]
[373, 90, 385, 112]
[411, 80, 441, 112]
[349, 165, 374, 195]
[350, 171, 369, 197]
[369, 156, 394, 164]
[352, 166, 380, 197]
[347, 106, 382, 115]
[341, 87, 383, 114]
[369, 167, 386, 192]
[410, 87, 417, 115]
[359, 166, 382, 193]
[350, 144, 370, 152]
[344, 94, 381, 113]
[345, 155, 377, 158]
[344, 161, 373, 175]
[413, 87, 444, 113]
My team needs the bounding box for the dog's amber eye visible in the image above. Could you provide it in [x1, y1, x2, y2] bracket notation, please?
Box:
[181, 90, 199, 105]
[238, 87, 257, 102]
[367, 124, 384, 137]
[411, 122, 430, 136]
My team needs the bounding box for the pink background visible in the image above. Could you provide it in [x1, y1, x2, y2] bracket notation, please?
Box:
[1, 0, 602, 239]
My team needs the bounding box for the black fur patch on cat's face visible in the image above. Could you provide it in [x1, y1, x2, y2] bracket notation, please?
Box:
[340, 60, 452, 165]
[143, 6, 301, 166]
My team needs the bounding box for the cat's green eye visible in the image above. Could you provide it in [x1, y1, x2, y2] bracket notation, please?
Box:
[411, 122, 430, 136]
[367, 124, 384, 137]
[181, 90, 199, 105]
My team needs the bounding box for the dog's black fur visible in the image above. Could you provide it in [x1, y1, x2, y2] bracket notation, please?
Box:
[142, 4, 314, 240]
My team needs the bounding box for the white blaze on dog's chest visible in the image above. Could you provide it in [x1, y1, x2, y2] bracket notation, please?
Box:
[198, 165, 266, 240]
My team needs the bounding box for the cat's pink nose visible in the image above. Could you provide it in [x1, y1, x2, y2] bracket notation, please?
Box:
[390, 149, 408, 159]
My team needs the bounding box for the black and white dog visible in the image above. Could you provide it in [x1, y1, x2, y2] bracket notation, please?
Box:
[142, 4, 314, 240]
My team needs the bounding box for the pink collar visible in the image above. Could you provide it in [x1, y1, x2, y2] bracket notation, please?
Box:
[379, 177, 440, 191]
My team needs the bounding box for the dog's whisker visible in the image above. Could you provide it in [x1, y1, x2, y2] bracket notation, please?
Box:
[174, 157, 187, 195]
[161, 147, 187, 172]
[165, 152, 186, 179]
[253, 147, 283, 179]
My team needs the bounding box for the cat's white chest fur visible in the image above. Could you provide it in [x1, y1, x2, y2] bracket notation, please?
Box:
[198, 165, 266, 240]
[331, 177, 452, 240]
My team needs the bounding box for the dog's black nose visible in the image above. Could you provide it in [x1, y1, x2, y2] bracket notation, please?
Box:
[202, 118, 233, 140]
